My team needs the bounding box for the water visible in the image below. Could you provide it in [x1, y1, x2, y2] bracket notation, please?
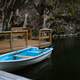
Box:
[11, 37, 80, 80]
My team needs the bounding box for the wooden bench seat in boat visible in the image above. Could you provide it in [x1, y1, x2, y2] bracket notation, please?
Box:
[14, 55, 34, 59]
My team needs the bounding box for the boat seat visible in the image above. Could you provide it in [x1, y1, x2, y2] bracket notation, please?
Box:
[14, 55, 34, 59]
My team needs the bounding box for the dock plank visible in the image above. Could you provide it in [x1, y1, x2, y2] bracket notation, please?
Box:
[0, 71, 31, 80]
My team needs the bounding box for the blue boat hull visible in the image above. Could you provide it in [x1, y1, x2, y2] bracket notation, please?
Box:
[0, 47, 53, 71]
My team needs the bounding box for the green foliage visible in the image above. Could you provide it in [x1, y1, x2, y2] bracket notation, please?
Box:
[32, 30, 39, 37]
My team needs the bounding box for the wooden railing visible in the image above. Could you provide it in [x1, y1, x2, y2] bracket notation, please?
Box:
[0, 28, 52, 53]
[0, 30, 28, 53]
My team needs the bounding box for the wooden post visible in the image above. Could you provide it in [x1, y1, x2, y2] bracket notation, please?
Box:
[39, 31, 41, 47]
[49, 30, 52, 44]
[10, 31, 13, 51]
[29, 29, 32, 40]
[25, 30, 28, 47]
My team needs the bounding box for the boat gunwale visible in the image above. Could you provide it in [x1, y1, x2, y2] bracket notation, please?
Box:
[0, 47, 53, 63]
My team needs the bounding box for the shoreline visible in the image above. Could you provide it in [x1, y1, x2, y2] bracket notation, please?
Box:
[53, 32, 80, 38]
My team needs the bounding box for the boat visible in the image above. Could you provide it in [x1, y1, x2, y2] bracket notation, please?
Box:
[0, 47, 53, 71]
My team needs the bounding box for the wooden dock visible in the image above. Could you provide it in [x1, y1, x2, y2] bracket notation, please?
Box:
[0, 71, 31, 80]
[0, 28, 52, 53]
[0, 39, 51, 53]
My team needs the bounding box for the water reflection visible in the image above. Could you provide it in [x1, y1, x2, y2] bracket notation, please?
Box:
[64, 37, 75, 48]
[12, 58, 54, 80]
[52, 37, 80, 80]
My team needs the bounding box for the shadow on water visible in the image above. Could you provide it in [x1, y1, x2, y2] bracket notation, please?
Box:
[9, 37, 80, 80]
[11, 58, 54, 80]
[52, 37, 80, 80]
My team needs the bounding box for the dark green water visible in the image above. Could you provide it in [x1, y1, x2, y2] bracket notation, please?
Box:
[12, 37, 80, 80]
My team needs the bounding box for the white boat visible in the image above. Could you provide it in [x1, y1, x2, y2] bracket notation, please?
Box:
[0, 47, 53, 71]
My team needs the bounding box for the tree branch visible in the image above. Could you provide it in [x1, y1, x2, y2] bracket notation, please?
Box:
[7, 0, 13, 9]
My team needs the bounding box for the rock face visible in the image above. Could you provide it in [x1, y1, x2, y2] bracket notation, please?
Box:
[0, 0, 80, 35]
